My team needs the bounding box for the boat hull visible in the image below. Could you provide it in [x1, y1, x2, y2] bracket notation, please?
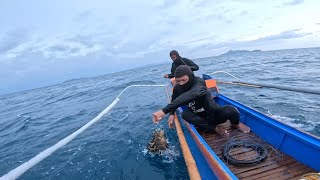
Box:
[177, 94, 320, 179]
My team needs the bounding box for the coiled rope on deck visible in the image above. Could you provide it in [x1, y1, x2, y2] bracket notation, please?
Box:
[1, 84, 167, 180]
[222, 140, 268, 166]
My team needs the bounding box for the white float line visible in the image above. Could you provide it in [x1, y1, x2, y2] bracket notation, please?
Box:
[1, 84, 167, 180]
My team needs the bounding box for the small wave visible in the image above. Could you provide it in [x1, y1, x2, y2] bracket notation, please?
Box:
[263, 58, 296, 64]
[297, 54, 311, 58]
[257, 77, 281, 81]
[143, 145, 180, 163]
[45, 91, 88, 106]
[53, 109, 87, 125]
[0, 114, 36, 133]
[15, 118, 30, 133]
[270, 114, 315, 132]
[105, 114, 129, 131]
[161, 146, 180, 163]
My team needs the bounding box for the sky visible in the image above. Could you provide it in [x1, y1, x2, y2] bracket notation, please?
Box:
[0, 0, 320, 94]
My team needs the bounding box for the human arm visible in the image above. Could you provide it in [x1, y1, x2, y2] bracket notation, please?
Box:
[152, 111, 175, 128]
[167, 115, 174, 128]
[162, 80, 207, 114]
[182, 58, 199, 71]
[166, 63, 175, 78]
[152, 87, 178, 123]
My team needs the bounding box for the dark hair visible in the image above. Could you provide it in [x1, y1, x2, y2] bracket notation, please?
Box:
[169, 50, 179, 57]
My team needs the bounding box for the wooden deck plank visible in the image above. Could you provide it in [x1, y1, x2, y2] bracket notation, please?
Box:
[197, 122, 316, 180]
[246, 160, 303, 179]
[263, 163, 314, 180]
[236, 158, 297, 179]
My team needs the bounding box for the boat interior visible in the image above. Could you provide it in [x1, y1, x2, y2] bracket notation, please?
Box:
[197, 121, 316, 180]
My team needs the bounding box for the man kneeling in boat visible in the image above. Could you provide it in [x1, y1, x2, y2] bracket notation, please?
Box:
[153, 65, 249, 136]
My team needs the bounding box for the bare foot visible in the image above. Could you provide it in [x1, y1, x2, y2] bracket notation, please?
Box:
[232, 123, 250, 133]
[215, 126, 229, 137]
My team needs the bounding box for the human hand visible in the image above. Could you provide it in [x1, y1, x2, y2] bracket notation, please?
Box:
[168, 115, 175, 129]
[153, 110, 166, 124]
[163, 74, 169, 78]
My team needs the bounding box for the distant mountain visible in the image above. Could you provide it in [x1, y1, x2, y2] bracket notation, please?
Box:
[220, 49, 262, 56]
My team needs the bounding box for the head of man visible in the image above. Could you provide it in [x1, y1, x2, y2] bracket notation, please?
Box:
[175, 75, 189, 86]
[169, 50, 180, 61]
[174, 65, 195, 92]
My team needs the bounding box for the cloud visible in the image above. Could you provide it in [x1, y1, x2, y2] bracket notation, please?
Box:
[153, 0, 178, 9]
[5, 27, 309, 62]
[73, 10, 95, 22]
[239, 10, 248, 16]
[0, 29, 31, 53]
[186, 29, 313, 55]
[4, 32, 109, 59]
[1, 0, 320, 94]
[255, 29, 311, 41]
[283, 0, 304, 6]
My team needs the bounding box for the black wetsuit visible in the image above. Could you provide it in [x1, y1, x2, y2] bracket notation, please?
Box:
[162, 68, 240, 130]
[167, 57, 199, 78]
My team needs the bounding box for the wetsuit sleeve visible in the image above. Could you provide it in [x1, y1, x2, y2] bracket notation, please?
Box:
[168, 63, 175, 78]
[183, 58, 199, 71]
[168, 89, 178, 115]
[162, 81, 207, 114]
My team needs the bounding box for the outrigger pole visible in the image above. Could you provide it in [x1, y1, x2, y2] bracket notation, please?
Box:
[209, 71, 320, 96]
[217, 81, 320, 96]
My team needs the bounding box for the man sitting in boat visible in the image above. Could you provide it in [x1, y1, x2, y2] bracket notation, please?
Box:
[154, 65, 249, 136]
[163, 50, 199, 79]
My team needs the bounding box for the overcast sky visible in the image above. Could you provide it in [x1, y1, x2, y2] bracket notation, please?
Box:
[1, 0, 319, 94]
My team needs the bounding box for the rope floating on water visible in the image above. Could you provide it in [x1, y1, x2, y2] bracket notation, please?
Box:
[1, 84, 167, 180]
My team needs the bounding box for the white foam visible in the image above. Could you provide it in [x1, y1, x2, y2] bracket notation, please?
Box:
[270, 114, 315, 131]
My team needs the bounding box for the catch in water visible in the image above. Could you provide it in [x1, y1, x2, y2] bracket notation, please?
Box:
[148, 128, 169, 153]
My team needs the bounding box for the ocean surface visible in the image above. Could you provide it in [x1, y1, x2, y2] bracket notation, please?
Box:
[0, 47, 319, 179]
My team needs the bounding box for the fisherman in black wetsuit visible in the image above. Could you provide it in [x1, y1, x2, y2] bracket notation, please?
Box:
[163, 50, 199, 79]
[154, 65, 249, 136]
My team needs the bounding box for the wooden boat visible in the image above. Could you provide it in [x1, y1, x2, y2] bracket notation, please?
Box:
[174, 75, 320, 180]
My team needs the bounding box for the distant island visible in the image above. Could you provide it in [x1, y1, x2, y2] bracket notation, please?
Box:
[220, 49, 262, 56]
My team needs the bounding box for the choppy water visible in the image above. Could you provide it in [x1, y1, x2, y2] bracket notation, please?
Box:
[0, 47, 319, 179]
